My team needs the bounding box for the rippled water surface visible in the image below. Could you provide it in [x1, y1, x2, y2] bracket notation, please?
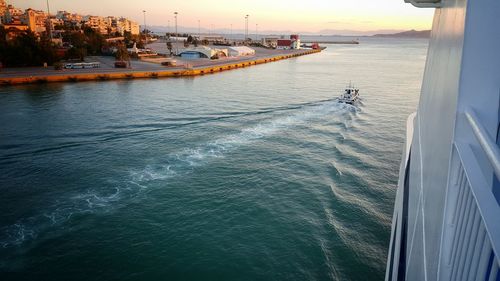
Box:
[0, 38, 427, 280]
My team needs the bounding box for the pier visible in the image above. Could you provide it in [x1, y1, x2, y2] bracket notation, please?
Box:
[0, 49, 321, 86]
[302, 40, 359, 44]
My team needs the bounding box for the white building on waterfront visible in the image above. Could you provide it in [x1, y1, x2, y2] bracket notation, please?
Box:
[261, 37, 279, 48]
[179, 46, 228, 59]
[228, 46, 255, 57]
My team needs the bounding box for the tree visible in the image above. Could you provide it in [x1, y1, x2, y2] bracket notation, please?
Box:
[115, 44, 129, 61]
[136, 40, 145, 49]
[0, 30, 59, 67]
[83, 26, 105, 55]
[123, 31, 132, 44]
[63, 31, 85, 49]
[66, 46, 86, 61]
[0, 26, 7, 46]
[187, 35, 193, 44]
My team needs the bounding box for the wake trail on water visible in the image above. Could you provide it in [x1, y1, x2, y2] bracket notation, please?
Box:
[0, 98, 341, 162]
[0, 99, 357, 249]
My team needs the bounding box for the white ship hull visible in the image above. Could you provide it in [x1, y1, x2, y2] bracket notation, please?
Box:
[386, 1, 500, 280]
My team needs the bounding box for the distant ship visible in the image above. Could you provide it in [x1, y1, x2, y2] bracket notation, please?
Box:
[337, 83, 359, 104]
[385, 0, 499, 281]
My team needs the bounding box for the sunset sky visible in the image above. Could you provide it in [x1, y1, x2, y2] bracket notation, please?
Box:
[11, 0, 434, 34]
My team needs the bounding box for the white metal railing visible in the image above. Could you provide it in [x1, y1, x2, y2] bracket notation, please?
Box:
[446, 150, 499, 281]
[465, 108, 500, 179]
[440, 108, 500, 280]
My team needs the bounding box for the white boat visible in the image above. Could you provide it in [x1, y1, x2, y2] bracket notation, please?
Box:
[337, 83, 359, 104]
[386, 1, 500, 280]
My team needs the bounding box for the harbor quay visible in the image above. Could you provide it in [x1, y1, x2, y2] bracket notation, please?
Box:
[0, 47, 321, 85]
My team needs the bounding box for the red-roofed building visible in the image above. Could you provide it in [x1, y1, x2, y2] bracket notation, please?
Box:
[277, 35, 301, 50]
[277, 39, 292, 50]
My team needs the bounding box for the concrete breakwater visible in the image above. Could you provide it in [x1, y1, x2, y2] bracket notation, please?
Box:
[303, 40, 359, 44]
[0, 49, 321, 86]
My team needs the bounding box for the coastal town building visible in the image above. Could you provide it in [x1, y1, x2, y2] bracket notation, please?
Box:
[81, 15, 139, 36]
[4, 4, 23, 24]
[55, 11, 83, 27]
[2, 23, 28, 40]
[1, 1, 139, 38]
[22, 9, 48, 34]
[116, 17, 140, 35]
[0, 0, 6, 24]
[83, 15, 110, 34]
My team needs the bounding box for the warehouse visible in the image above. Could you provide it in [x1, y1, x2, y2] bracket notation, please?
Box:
[227, 46, 256, 57]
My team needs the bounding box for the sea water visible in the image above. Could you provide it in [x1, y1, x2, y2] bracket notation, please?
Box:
[0, 38, 427, 280]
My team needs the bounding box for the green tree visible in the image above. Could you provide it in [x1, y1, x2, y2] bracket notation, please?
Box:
[115, 44, 129, 61]
[63, 31, 85, 49]
[66, 47, 87, 61]
[83, 27, 105, 55]
[123, 31, 132, 44]
[0, 30, 59, 67]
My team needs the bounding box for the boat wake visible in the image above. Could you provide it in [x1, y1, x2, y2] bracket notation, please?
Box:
[0, 99, 356, 249]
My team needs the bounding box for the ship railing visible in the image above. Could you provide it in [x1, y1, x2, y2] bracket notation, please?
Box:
[438, 107, 500, 281]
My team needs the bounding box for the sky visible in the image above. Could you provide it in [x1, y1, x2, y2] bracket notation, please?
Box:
[10, 0, 434, 34]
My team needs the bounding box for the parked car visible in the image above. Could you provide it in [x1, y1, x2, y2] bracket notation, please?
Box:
[114, 61, 127, 68]
[161, 60, 177, 67]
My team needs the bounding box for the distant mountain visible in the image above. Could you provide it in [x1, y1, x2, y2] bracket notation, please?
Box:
[373, 29, 431, 38]
[146, 25, 431, 38]
[317, 29, 405, 36]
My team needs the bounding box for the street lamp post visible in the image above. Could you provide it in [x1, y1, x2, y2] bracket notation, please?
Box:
[198, 20, 201, 38]
[245, 15, 249, 42]
[142, 10, 147, 34]
[174, 12, 178, 55]
[255, 23, 258, 42]
[46, 0, 52, 40]
[230, 24, 232, 42]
